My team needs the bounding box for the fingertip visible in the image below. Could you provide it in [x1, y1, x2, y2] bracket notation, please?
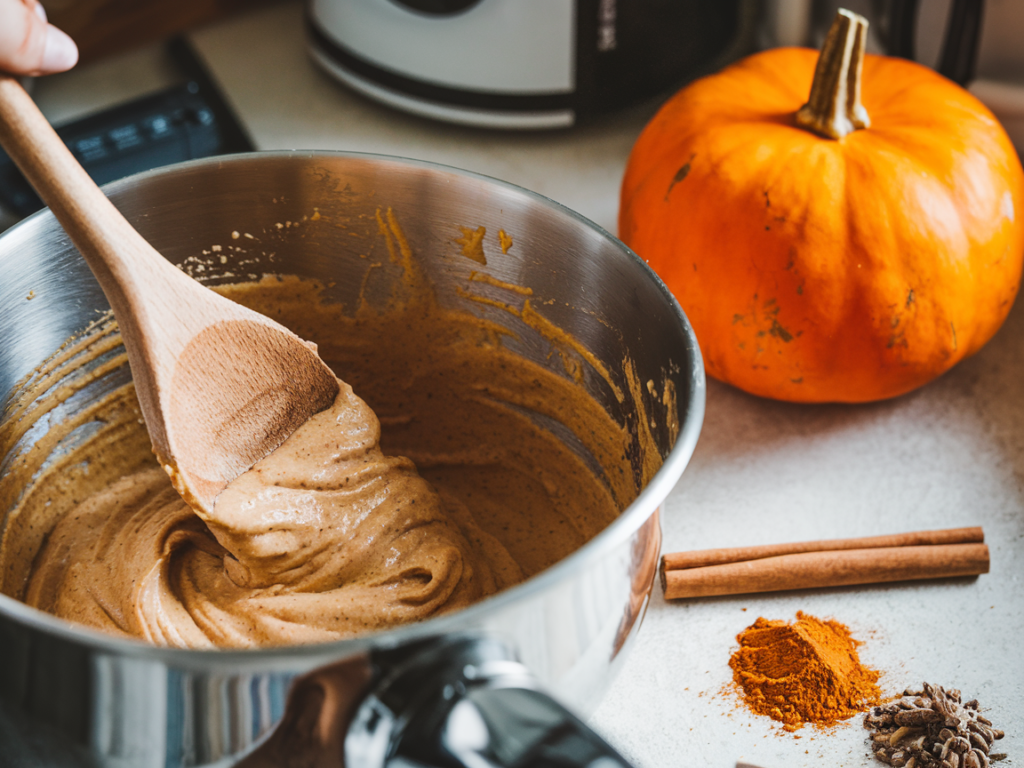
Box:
[39, 25, 78, 74]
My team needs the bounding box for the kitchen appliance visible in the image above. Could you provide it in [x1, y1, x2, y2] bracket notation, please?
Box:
[0, 38, 253, 220]
[0, 151, 705, 767]
[305, 0, 749, 129]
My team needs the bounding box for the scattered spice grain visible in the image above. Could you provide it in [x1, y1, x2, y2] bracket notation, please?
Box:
[730, 611, 881, 731]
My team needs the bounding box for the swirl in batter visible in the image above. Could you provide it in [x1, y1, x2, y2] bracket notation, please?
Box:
[25, 379, 522, 647]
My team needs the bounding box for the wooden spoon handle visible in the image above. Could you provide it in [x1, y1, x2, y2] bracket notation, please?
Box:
[0, 74, 244, 377]
[0, 74, 187, 327]
[0, 75, 340, 513]
[0, 77, 147, 259]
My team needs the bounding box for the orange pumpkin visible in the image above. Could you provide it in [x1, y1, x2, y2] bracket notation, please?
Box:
[619, 10, 1024, 403]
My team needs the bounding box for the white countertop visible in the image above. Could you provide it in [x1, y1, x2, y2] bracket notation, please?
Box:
[23, 4, 1024, 767]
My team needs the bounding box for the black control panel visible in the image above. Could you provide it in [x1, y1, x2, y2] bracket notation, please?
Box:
[0, 38, 253, 218]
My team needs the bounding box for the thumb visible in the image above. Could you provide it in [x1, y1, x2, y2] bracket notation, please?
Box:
[0, 0, 78, 76]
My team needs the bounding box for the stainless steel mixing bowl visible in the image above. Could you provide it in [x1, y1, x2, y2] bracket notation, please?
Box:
[0, 152, 704, 767]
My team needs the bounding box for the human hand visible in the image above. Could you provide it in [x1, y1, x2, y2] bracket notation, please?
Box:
[0, 0, 78, 76]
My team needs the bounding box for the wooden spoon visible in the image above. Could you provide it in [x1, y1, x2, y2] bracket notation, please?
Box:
[0, 75, 339, 513]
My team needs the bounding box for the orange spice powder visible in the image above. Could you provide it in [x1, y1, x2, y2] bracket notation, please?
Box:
[729, 611, 881, 731]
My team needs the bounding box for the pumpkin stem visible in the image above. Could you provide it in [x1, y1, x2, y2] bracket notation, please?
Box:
[795, 9, 871, 140]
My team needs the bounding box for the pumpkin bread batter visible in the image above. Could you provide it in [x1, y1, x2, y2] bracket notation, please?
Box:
[25, 379, 523, 647]
[2, 259, 652, 648]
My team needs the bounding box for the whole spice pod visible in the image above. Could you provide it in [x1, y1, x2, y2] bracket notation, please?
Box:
[619, 9, 1024, 403]
[864, 683, 1006, 767]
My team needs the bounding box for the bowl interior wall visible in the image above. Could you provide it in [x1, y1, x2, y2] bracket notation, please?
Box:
[1, 155, 695, 499]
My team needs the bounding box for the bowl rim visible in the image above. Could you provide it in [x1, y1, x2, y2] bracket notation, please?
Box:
[0, 149, 706, 664]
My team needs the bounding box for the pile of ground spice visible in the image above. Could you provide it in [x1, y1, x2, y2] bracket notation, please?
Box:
[730, 611, 882, 731]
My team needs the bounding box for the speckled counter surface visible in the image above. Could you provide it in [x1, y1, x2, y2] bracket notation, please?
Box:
[24, 4, 1024, 767]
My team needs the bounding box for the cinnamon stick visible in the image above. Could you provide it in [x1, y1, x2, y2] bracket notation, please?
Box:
[662, 526, 983, 571]
[660, 529, 989, 601]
